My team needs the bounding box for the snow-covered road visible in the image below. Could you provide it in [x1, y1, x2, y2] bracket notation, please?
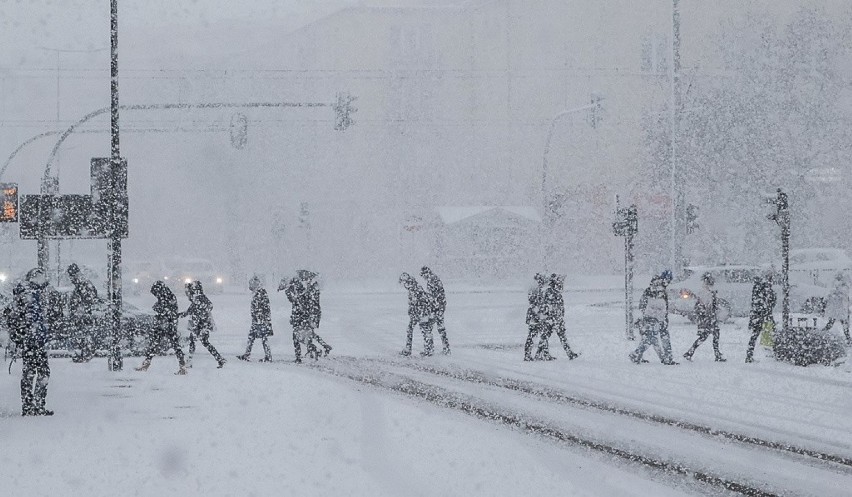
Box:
[2, 283, 850, 496]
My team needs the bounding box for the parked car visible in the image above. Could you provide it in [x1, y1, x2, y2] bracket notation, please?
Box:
[667, 265, 826, 322]
[789, 248, 852, 288]
[166, 258, 225, 294]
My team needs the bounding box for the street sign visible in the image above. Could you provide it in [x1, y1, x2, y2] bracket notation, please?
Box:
[90, 157, 128, 238]
[0, 183, 18, 222]
[19, 194, 98, 239]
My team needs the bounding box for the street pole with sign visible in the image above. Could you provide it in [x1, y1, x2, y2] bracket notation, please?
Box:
[766, 188, 790, 337]
[614, 198, 638, 340]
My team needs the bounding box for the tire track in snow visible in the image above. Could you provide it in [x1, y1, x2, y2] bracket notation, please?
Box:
[350, 356, 852, 472]
[301, 358, 781, 497]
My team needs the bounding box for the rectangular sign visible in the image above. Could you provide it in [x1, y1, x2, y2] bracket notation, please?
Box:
[19, 194, 100, 239]
[0, 183, 18, 222]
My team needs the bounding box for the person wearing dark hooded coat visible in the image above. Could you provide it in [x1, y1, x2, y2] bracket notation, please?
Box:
[281, 273, 318, 363]
[683, 272, 726, 362]
[137, 280, 187, 374]
[524, 273, 547, 361]
[238, 275, 273, 362]
[420, 266, 450, 354]
[535, 274, 578, 360]
[301, 271, 332, 356]
[399, 272, 435, 356]
[180, 281, 226, 368]
[67, 263, 99, 363]
[15, 268, 56, 415]
[745, 271, 776, 363]
[631, 271, 678, 365]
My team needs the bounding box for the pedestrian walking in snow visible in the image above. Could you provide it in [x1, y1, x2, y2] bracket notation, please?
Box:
[421, 266, 450, 354]
[11, 269, 56, 415]
[280, 271, 320, 363]
[238, 275, 273, 362]
[399, 272, 436, 357]
[67, 263, 99, 363]
[137, 281, 187, 374]
[535, 274, 578, 360]
[524, 273, 547, 361]
[631, 271, 677, 365]
[745, 271, 776, 363]
[683, 272, 726, 362]
[822, 272, 851, 345]
[302, 270, 332, 356]
[180, 281, 226, 368]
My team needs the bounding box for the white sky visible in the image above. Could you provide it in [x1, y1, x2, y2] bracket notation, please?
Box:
[0, 0, 356, 68]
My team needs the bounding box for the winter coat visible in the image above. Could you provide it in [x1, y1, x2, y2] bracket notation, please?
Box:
[283, 278, 311, 328]
[542, 286, 565, 326]
[69, 278, 99, 324]
[639, 284, 669, 323]
[305, 280, 321, 329]
[405, 280, 433, 324]
[823, 283, 849, 322]
[423, 271, 446, 314]
[749, 278, 776, 322]
[250, 288, 273, 336]
[184, 292, 214, 333]
[152, 286, 179, 338]
[16, 283, 55, 348]
[526, 284, 545, 325]
[693, 288, 719, 331]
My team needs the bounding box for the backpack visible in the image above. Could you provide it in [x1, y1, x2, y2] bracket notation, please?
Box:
[4, 303, 26, 347]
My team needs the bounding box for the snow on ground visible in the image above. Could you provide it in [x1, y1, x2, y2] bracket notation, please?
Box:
[2, 280, 851, 496]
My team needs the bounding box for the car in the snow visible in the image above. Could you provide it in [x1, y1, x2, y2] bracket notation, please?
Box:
[124, 260, 171, 295]
[166, 258, 226, 294]
[789, 248, 852, 288]
[667, 265, 827, 322]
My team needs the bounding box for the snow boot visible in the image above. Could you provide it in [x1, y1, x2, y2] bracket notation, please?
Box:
[683, 352, 693, 361]
[135, 358, 151, 372]
[236, 354, 250, 361]
[36, 408, 54, 416]
[400, 349, 411, 357]
[217, 358, 226, 368]
[715, 355, 727, 362]
[176, 365, 187, 375]
[629, 352, 641, 364]
[441, 347, 451, 355]
[323, 345, 333, 357]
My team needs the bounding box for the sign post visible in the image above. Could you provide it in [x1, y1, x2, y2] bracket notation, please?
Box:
[614, 198, 638, 340]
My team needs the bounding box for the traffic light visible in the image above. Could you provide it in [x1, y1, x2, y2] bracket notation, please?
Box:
[686, 203, 699, 234]
[588, 93, 604, 129]
[333, 92, 357, 131]
[613, 204, 638, 236]
[0, 183, 18, 222]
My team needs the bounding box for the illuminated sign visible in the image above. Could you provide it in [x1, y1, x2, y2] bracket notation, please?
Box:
[0, 183, 18, 222]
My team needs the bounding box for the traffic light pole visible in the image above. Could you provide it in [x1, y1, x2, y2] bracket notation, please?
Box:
[768, 189, 790, 335]
[108, 0, 123, 371]
[614, 201, 638, 340]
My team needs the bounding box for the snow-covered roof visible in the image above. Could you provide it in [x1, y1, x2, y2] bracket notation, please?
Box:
[436, 206, 541, 225]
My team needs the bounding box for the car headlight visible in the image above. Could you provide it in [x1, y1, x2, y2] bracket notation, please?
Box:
[133, 278, 139, 284]
[184, 277, 192, 284]
[0, 273, 7, 282]
[216, 277, 223, 284]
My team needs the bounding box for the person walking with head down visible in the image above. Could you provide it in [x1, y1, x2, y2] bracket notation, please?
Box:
[535, 274, 578, 361]
[420, 266, 450, 355]
[67, 263, 99, 363]
[399, 272, 435, 357]
[524, 273, 547, 361]
[683, 272, 726, 362]
[180, 281, 226, 368]
[136, 281, 187, 375]
[237, 275, 273, 362]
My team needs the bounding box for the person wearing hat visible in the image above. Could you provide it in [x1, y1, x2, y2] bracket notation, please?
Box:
[399, 272, 435, 357]
[238, 275, 273, 362]
[420, 266, 450, 355]
[683, 272, 726, 362]
[17, 268, 56, 415]
[301, 270, 332, 357]
[524, 273, 547, 361]
[137, 281, 187, 374]
[67, 263, 99, 363]
[745, 270, 777, 363]
[822, 272, 851, 345]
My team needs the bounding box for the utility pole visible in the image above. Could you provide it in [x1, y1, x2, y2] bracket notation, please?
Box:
[107, 0, 125, 371]
[669, 0, 683, 276]
[767, 189, 790, 336]
[614, 198, 638, 340]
